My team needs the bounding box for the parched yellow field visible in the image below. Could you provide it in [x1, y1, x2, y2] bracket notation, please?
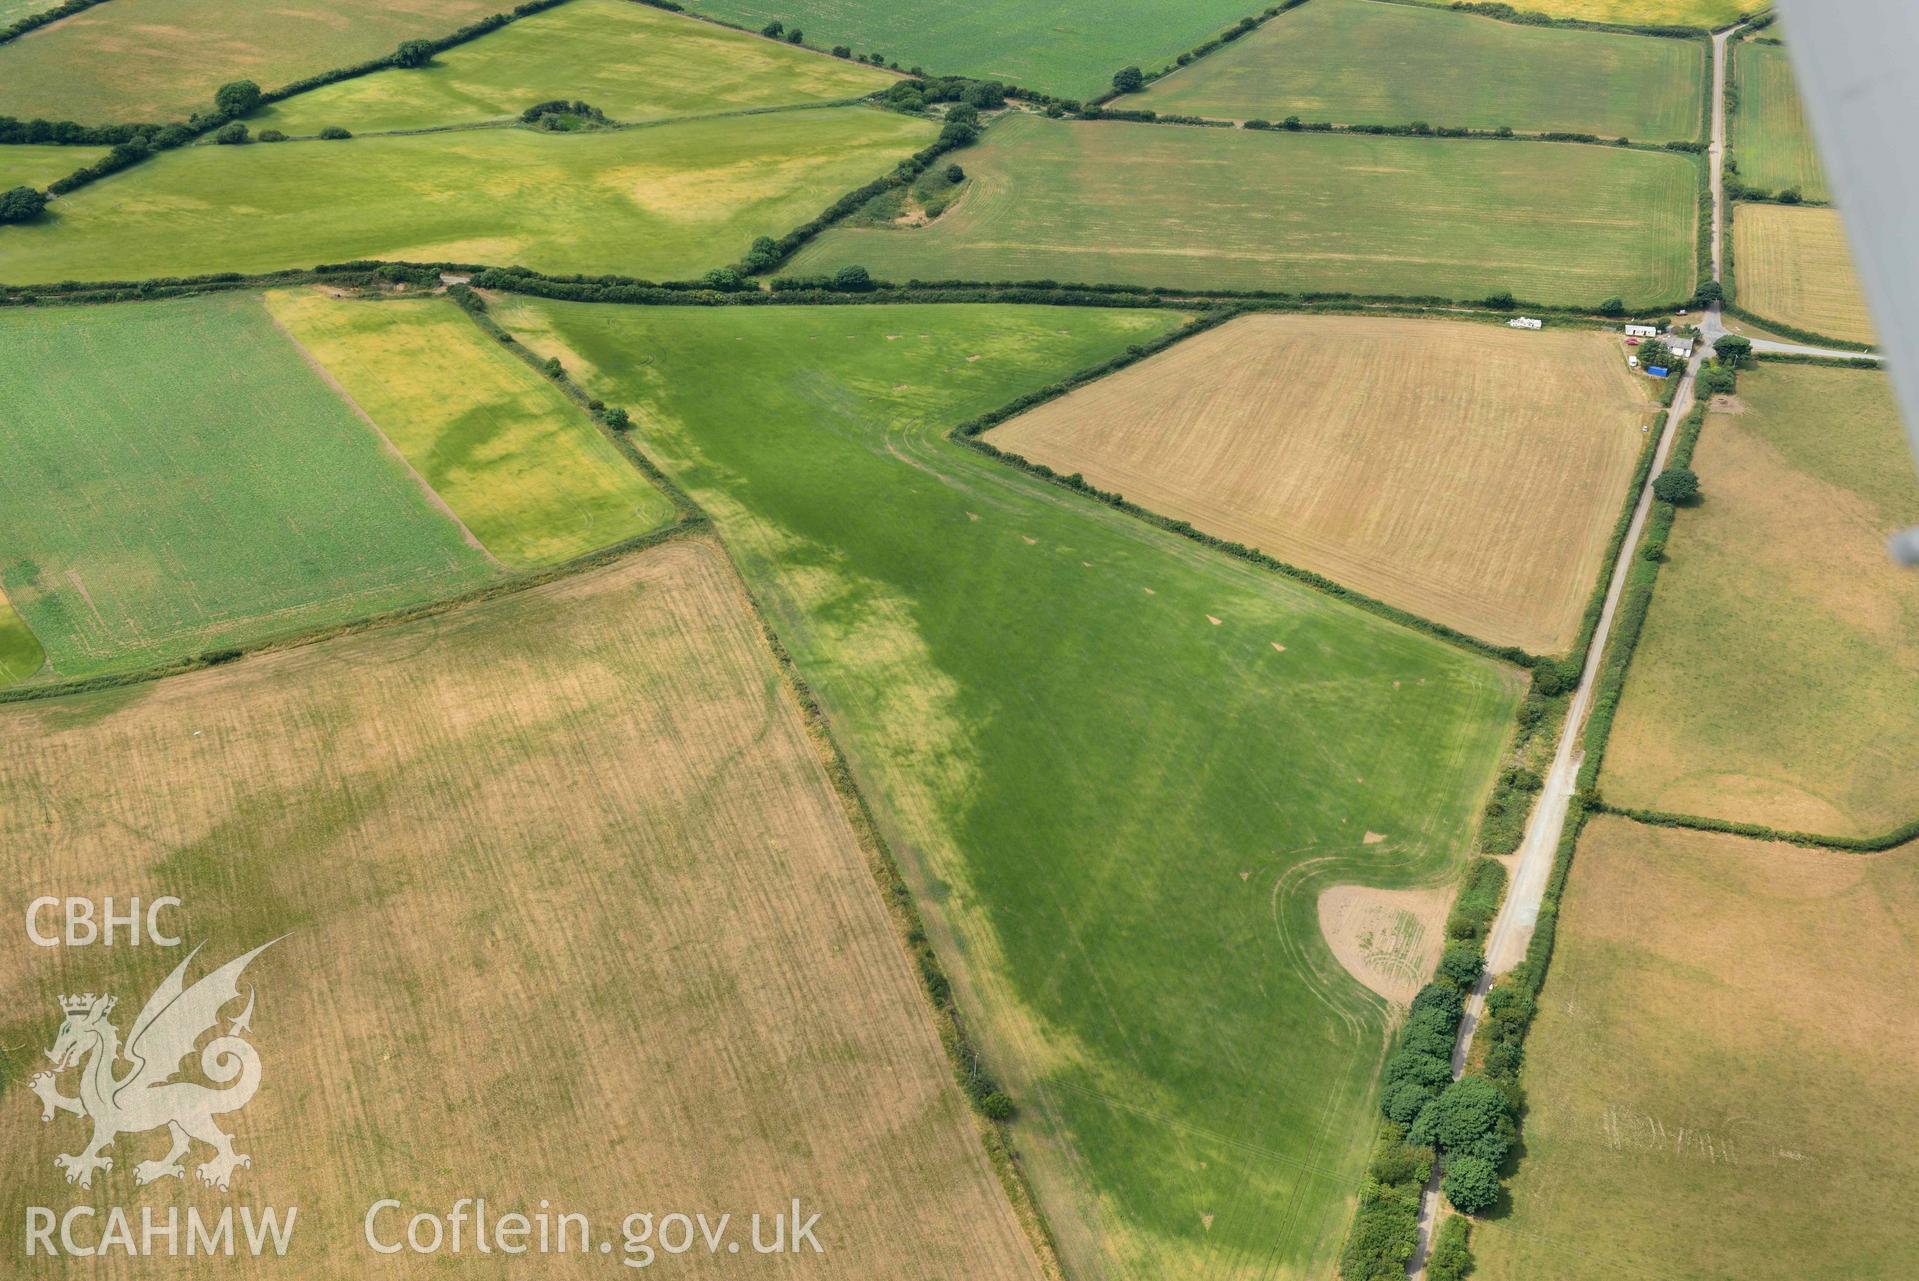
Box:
[1475, 817, 1919, 1281]
[1515, 0, 1743, 22]
[1603, 365, 1919, 836]
[264, 0, 892, 136]
[1732, 203, 1878, 346]
[263, 289, 679, 568]
[0, 540, 1042, 1280]
[986, 314, 1656, 654]
[0, 0, 501, 123]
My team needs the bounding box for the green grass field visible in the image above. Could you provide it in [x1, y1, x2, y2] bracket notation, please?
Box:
[1732, 202, 1877, 346]
[0, 0, 501, 123]
[791, 115, 1698, 305]
[681, 0, 1264, 100]
[491, 297, 1521, 1280]
[0, 590, 43, 685]
[1474, 817, 1919, 1281]
[0, 293, 495, 679]
[1602, 365, 1919, 836]
[263, 0, 892, 137]
[0, 107, 934, 286]
[1138, 0, 1704, 140]
[0, 143, 105, 190]
[1732, 40, 1829, 201]
[263, 290, 678, 567]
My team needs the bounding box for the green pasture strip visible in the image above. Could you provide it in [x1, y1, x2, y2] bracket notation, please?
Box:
[263, 289, 679, 567]
[0, 293, 494, 678]
[1601, 363, 1919, 837]
[1140, 0, 1703, 140]
[492, 296, 1521, 1281]
[789, 114, 1698, 307]
[0, 107, 937, 286]
[263, 0, 891, 137]
[0, 590, 44, 685]
[1730, 39, 1829, 201]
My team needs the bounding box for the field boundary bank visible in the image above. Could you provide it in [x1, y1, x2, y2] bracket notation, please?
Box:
[1721, 200, 1877, 351]
[449, 293, 1070, 1276]
[1721, 21, 1827, 206]
[1751, 350, 1883, 368]
[262, 95, 880, 144]
[1602, 803, 1919, 853]
[0, 516, 702, 704]
[0, 0, 113, 50]
[1369, 0, 1715, 40]
[1088, 0, 1310, 107]
[3, 0, 588, 200]
[6, 0, 911, 202]
[1077, 107, 1710, 155]
[1, 258, 1704, 323]
[1104, 0, 1712, 149]
[1574, 401, 1708, 795]
[729, 105, 985, 278]
[707, 531, 1069, 1279]
[945, 309, 1545, 669]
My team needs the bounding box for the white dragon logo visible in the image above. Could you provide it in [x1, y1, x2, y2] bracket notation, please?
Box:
[26, 940, 279, 1192]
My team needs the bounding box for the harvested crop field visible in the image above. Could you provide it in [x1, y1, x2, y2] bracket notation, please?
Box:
[263, 289, 678, 568]
[1137, 0, 1705, 140]
[0, 293, 494, 680]
[987, 314, 1657, 654]
[0, 107, 935, 286]
[0, 0, 501, 123]
[263, 0, 892, 137]
[1473, 817, 1919, 1281]
[791, 114, 1699, 306]
[1602, 364, 1919, 837]
[1731, 39, 1829, 202]
[1732, 203, 1877, 345]
[492, 297, 1522, 1281]
[0, 539, 1044, 1279]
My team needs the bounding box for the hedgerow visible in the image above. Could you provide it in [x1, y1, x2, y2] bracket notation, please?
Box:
[1091, 1, 1308, 106]
[0, 0, 115, 48]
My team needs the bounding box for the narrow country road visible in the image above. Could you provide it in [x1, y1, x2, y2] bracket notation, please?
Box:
[1405, 21, 1759, 1277]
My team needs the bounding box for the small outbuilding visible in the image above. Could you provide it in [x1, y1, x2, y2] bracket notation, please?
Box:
[1509, 316, 1543, 330]
[1625, 323, 1659, 338]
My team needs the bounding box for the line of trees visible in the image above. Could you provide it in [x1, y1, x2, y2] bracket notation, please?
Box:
[1098, 1, 1309, 103]
[0, 0, 114, 48]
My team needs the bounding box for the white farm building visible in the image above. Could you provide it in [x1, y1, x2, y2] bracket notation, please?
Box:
[1624, 323, 1659, 338]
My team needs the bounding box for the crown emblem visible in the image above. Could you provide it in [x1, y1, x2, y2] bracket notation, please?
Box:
[59, 994, 113, 1016]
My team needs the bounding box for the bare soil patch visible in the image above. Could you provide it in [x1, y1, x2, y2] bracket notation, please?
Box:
[1317, 883, 1450, 1005]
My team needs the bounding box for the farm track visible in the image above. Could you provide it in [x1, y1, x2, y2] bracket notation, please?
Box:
[1408, 19, 1722, 1276]
[1410, 17, 1884, 1276]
